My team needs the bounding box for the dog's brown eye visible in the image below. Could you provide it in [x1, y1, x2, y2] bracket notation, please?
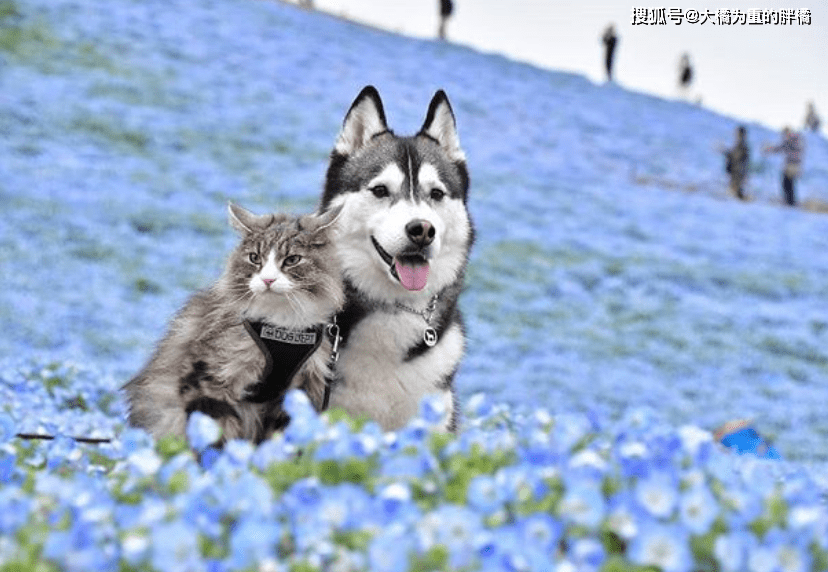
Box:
[370, 185, 389, 199]
[430, 188, 445, 202]
[283, 254, 302, 267]
[248, 252, 261, 265]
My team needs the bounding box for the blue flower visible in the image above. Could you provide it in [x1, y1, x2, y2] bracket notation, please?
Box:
[223, 439, 254, 466]
[227, 518, 281, 570]
[199, 446, 221, 470]
[283, 390, 322, 445]
[772, 539, 812, 572]
[417, 505, 482, 569]
[569, 537, 606, 571]
[552, 412, 593, 452]
[465, 392, 493, 418]
[418, 393, 450, 425]
[0, 451, 16, 484]
[287, 477, 323, 508]
[369, 523, 414, 572]
[714, 530, 752, 572]
[467, 474, 506, 514]
[186, 411, 221, 451]
[380, 444, 437, 480]
[0, 489, 31, 535]
[120, 532, 150, 566]
[517, 514, 562, 554]
[606, 492, 643, 541]
[616, 438, 651, 478]
[488, 523, 554, 571]
[629, 522, 691, 572]
[635, 471, 678, 519]
[558, 482, 605, 528]
[150, 521, 201, 572]
[720, 484, 764, 527]
[251, 439, 291, 469]
[0, 413, 16, 444]
[120, 427, 154, 456]
[495, 466, 546, 505]
[320, 483, 372, 530]
[375, 482, 415, 524]
[678, 424, 713, 463]
[679, 485, 719, 534]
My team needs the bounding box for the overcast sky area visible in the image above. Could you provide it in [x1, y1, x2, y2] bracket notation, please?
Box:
[311, 0, 826, 132]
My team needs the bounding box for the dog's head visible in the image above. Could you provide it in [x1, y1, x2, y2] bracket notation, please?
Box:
[321, 86, 473, 302]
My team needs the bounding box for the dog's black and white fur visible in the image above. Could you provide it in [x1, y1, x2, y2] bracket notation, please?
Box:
[319, 86, 474, 432]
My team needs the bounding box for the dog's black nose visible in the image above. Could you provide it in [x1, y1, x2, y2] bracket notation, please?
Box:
[405, 219, 436, 247]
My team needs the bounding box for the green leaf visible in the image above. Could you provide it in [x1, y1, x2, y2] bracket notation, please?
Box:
[156, 435, 188, 460]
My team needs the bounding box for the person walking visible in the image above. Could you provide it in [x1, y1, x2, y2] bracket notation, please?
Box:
[764, 127, 804, 207]
[602, 24, 618, 82]
[721, 126, 750, 200]
[438, 0, 454, 40]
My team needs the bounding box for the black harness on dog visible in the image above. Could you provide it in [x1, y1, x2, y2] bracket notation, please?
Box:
[243, 320, 337, 406]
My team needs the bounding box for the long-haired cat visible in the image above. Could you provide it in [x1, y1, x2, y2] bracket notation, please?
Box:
[123, 204, 344, 445]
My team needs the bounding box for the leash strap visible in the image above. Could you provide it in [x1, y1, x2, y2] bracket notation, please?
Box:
[243, 320, 324, 404]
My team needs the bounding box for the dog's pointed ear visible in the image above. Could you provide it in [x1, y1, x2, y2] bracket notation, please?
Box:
[334, 86, 389, 155]
[418, 90, 465, 162]
[228, 203, 274, 234]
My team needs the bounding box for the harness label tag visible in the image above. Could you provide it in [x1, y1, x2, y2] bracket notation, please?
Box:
[260, 325, 317, 345]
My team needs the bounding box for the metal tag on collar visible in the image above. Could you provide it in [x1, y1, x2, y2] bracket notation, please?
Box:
[423, 326, 438, 347]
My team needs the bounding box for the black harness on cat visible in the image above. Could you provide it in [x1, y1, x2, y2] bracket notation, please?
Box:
[242, 319, 339, 409]
[243, 320, 323, 404]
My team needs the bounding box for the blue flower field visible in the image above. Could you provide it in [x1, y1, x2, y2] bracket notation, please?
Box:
[2, 0, 828, 569]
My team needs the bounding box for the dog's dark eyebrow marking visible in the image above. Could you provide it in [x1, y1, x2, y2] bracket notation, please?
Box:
[370, 129, 393, 141]
[418, 132, 441, 146]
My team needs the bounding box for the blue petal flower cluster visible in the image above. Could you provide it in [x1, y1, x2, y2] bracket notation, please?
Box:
[2, 379, 828, 572]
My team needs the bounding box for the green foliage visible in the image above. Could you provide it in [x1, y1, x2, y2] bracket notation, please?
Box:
[410, 545, 449, 572]
[156, 434, 188, 460]
[442, 443, 515, 504]
[316, 458, 373, 488]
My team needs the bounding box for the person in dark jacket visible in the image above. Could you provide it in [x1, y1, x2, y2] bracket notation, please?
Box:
[764, 127, 805, 207]
[602, 24, 618, 82]
[722, 126, 750, 200]
[678, 53, 693, 95]
[438, 0, 453, 40]
[804, 101, 821, 133]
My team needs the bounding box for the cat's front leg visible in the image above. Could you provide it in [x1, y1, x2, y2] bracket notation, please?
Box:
[185, 396, 244, 444]
[256, 400, 291, 444]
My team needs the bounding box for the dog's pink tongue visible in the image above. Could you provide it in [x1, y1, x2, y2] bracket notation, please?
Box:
[395, 260, 430, 291]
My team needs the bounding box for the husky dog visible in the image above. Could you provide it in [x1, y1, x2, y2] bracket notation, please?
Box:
[319, 86, 474, 432]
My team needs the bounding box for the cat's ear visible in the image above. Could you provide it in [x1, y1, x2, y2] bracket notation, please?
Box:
[228, 203, 273, 234]
[298, 205, 344, 241]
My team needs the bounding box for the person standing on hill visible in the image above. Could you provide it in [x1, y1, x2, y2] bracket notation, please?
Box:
[804, 101, 821, 133]
[722, 126, 750, 200]
[602, 24, 618, 82]
[678, 53, 693, 96]
[438, 0, 454, 40]
[764, 127, 804, 207]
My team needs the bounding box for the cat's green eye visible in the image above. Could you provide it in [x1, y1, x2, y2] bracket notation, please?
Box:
[283, 254, 302, 267]
[248, 252, 261, 265]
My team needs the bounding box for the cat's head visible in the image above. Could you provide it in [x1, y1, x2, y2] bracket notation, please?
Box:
[222, 204, 344, 327]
